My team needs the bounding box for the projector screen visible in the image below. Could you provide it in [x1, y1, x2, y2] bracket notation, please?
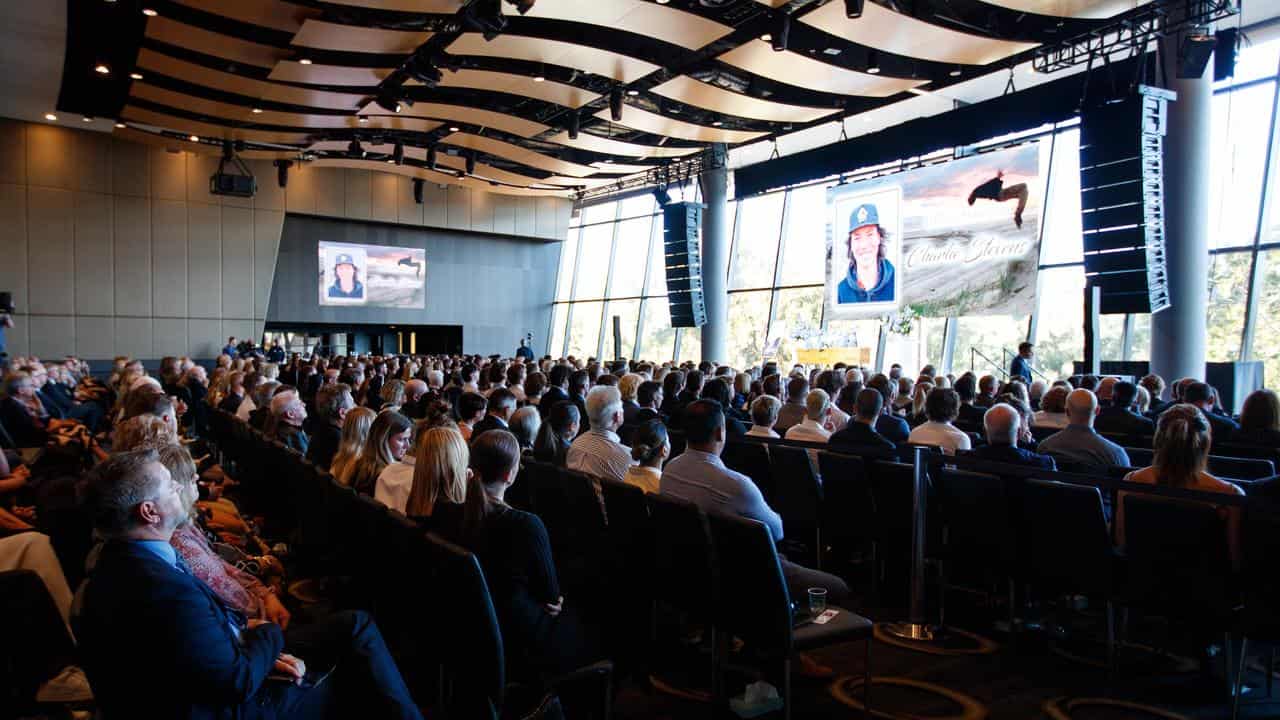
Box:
[824, 143, 1042, 320]
[318, 240, 426, 309]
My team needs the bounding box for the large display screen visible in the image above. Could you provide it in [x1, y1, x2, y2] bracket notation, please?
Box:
[825, 143, 1042, 320]
[318, 241, 426, 309]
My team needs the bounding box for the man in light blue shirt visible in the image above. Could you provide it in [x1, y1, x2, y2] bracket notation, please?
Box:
[661, 400, 849, 607]
[1037, 389, 1131, 471]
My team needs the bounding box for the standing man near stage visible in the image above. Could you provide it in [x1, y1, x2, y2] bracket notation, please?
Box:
[1010, 342, 1034, 385]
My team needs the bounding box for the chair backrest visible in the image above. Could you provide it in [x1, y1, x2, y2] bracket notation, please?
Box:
[666, 429, 687, 458]
[647, 493, 717, 618]
[722, 441, 774, 503]
[1207, 454, 1275, 480]
[1122, 493, 1235, 618]
[1125, 447, 1154, 468]
[767, 444, 823, 543]
[506, 461, 538, 512]
[866, 460, 918, 547]
[1017, 479, 1114, 596]
[934, 468, 1013, 570]
[1030, 425, 1058, 443]
[599, 477, 651, 580]
[817, 451, 874, 547]
[705, 511, 793, 656]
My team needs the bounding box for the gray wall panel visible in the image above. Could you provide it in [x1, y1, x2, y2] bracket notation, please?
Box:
[74, 192, 114, 315]
[344, 169, 371, 220]
[371, 171, 398, 223]
[0, 120, 25, 183]
[187, 202, 222, 317]
[113, 195, 153, 316]
[76, 132, 113, 195]
[150, 149, 186, 202]
[115, 316, 153, 358]
[254, 210, 284, 319]
[153, 317, 189, 358]
[313, 167, 345, 217]
[28, 315, 74, 358]
[152, 199, 189, 317]
[76, 315, 115, 359]
[26, 187, 76, 315]
[27, 125, 75, 190]
[220, 206, 255, 319]
[422, 183, 447, 227]
[0, 184, 27, 311]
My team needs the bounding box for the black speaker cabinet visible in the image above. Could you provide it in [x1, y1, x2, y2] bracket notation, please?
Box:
[663, 202, 707, 327]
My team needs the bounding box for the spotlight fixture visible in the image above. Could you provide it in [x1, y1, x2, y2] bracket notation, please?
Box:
[141, 7, 157, 16]
[465, 152, 476, 175]
[569, 110, 580, 140]
[1177, 25, 1216, 79]
[711, 120, 723, 127]
[844, 0, 864, 18]
[44, 112, 56, 121]
[426, 145, 438, 170]
[251, 107, 263, 114]
[609, 86, 623, 121]
[114, 121, 126, 128]
[130, 72, 143, 80]
[273, 159, 292, 188]
[94, 63, 110, 75]
[463, 0, 508, 41]
[949, 65, 962, 77]
[652, 185, 672, 206]
[374, 92, 404, 114]
[393, 141, 405, 165]
[405, 54, 443, 87]
[82, 116, 94, 122]
[413, 177, 425, 203]
[506, 0, 536, 14]
[770, 13, 790, 52]
[866, 50, 881, 74]
[298, 57, 312, 65]
[348, 138, 364, 157]
[189, 134, 200, 142]
[448, 126, 460, 133]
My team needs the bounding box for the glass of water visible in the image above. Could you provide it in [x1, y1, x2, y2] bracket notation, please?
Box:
[807, 587, 827, 616]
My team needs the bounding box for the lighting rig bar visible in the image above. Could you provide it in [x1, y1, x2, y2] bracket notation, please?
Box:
[1030, 0, 1238, 74]
[575, 146, 728, 203]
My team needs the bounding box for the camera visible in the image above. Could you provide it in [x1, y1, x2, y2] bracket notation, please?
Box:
[0, 291, 14, 315]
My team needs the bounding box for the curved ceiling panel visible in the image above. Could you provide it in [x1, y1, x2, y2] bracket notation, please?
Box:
[718, 40, 923, 97]
[448, 34, 659, 84]
[120, 105, 312, 144]
[799, 1, 1038, 66]
[979, 0, 1146, 19]
[171, 0, 320, 34]
[269, 61, 388, 86]
[651, 76, 840, 124]
[312, 157, 573, 197]
[291, 20, 431, 54]
[358, 101, 549, 138]
[113, 127, 294, 159]
[544, 131, 700, 159]
[443, 132, 597, 177]
[307, 140, 557, 187]
[520, 0, 731, 51]
[593, 105, 767, 144]
[144, 16, 287, 69]
[431, 69, 601, 108]
[135, 49, 366, 109]
[287, 0, 463, 13]
[131, 82, 442, 132]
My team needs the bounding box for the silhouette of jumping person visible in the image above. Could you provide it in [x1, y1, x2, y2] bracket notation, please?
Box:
[397, 256, 422, 277]
[968, 170, 1029, 229]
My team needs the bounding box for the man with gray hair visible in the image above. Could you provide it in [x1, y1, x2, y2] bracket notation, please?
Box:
[78, 450, 424, 720]
[566, 385, 635, 485]
[508, 406, 541, 450]
[401, 379, 429, 420]
[784, 389, 832, 445]
[966, 403, 1055, 469]
[306, 382, 354, 470]
[268, 389, 309, 454]
[1036, 389, 1129, 471]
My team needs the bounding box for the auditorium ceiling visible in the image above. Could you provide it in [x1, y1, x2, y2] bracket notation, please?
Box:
[48, 0, 1155, 197]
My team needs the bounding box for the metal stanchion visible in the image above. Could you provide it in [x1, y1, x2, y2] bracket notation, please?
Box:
[883, 445, 938, 642]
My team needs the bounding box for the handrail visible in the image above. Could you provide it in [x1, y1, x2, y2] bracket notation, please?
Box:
[968, 346, 1009, 378]
[1002, 347, 1052, 382]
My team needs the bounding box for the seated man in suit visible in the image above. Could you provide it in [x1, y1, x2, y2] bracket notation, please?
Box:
[472, 387, 516, 438]
[829, 388, 896, 452]
[1094, 381, 1155, 437]
[952, 374, 987, 430]
[78, 449, 423, 720]
[1183, 381, 1239, 443]
[268, 390, 310, 455]
[633, 380, 666, 425]
[967, 403, 1056, 470]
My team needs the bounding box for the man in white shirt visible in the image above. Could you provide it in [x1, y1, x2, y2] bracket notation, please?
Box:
[785, 390, 832, 445]
[745, 396, 781, 439]
[566, 385, 635, 484]
[907, 387, 972, 455]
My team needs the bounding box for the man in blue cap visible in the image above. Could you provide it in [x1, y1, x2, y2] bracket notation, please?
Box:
[837, 203, 895, 304]
[328, 252, 365, 299]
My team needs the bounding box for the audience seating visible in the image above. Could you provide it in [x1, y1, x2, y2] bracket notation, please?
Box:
[932, 468, 1013, 628]
[720, 440, 774, 502]
[767, 444, 824, 568]
[816, 452, 876, 573]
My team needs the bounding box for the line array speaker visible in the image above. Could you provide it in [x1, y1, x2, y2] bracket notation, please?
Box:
[1079, 84, 1173, 315]
[663, 201, 706, 327]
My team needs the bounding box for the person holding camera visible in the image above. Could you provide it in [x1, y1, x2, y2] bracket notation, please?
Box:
[0, 292, 14, 363]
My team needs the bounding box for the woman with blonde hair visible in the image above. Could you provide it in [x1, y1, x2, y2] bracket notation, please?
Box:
[403, 427, 470, 526]
[330, 407, 376, 487]
[380, 379, 406, 410]
[909, 382, 933, 427]
[1116, 404, 1245, 568]
[349, 410, 413, 496]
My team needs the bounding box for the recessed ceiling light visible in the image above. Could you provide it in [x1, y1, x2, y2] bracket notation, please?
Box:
[115, 122, 126, 128]
[251, 107, 263, 114]
[188, 134, 199, 142]
[357, 116, 368, 123]
[449, 126, 460, 132]
[386, 159, 395, 164]
[823, 47, 841, 56]
[141, 7, 157, 16]
[44, 113, 57, 121]
[712, 120, 723, 127]
[533, 75, 545, 82]
[129, 72, 143, 80]
[949, 67, 962, 77]
[298, 58, 312, 65]
[82, 116, 94, 122]
[94, 63, 110, 75]
[626, 89, 639, 96]
[761, 33, 772, 41]
[656, 0, 669, 4]
[867, 66, 881, 74]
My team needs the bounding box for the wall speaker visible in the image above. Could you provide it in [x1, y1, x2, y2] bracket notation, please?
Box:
[1078, 84, 1173, 314]
[663, 202, 706, 327]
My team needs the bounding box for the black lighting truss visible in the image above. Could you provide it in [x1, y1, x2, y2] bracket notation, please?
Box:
[575, 145, 728, 203]
[1031, 0, 1238, 74]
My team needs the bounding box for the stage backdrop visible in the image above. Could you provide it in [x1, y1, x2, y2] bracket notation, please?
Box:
[824, 143, 1041, 321]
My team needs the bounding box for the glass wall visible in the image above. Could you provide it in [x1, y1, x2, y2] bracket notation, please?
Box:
[547, 40, 1280, 384]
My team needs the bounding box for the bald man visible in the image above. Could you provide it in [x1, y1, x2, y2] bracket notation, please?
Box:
[1035, 389, 1130, 471]
[966, 403, 1055, 470]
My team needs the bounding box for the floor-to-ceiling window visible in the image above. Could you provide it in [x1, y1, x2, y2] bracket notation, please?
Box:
[547, 40, 1280, 385]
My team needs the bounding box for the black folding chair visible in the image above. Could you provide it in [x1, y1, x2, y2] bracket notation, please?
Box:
[817, 451, 876, 574]
[933, 468, 1013, 630]
[722, 440, 774, 503]
[647, 493, 718, 695]
[767, 444, 824, 568]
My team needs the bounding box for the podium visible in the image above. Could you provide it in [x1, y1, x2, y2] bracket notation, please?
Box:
[794, 347, 873, 367]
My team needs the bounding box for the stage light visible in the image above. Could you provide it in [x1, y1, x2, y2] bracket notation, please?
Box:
[609, 86, 623, 121]
[569, 110, 580, 140]
[130, 72, 143, 80]
[189, 135, 200, 142]
[393, 141, 405, 165]
[652, 185, 671, 205]
[94, 63, 110, 75]
[448, 125, 460, 132]
[866, 50, 880, 74]
[844, 0, 863, 18]
[375, 92, 403, 114]
[771, 13, 790, 52]
[273, 159, 292, 188]
[405, 54, 443, 87]
[1178, 26, 1216, 79]
[348, 138, 364, 157]
[413, 178, 425, 203]
[141, 7, 157, 16]
[507, 0, 536, 14]
[463, 0, 507, 41]
[426, 145, 438, 170]
[465, 152, 476, 175]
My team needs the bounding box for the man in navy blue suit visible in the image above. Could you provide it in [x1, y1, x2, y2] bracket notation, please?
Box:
[78, 449, 423, 720]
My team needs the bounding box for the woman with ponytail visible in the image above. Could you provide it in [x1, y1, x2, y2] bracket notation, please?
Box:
[461, 430, 597, 676]
[1116, 403, 1244, 568]
[623, 419, 668, 494]
[401, 426, 469, 532]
